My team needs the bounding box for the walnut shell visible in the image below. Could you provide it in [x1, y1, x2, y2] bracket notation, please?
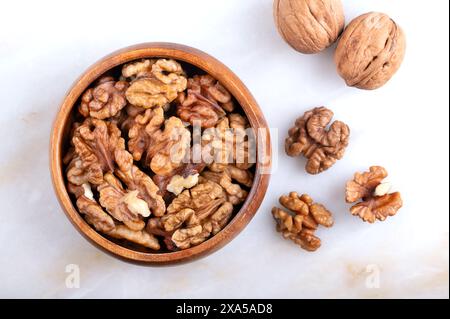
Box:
[334, 12, 406, 90]
[273, 0, 345, 54]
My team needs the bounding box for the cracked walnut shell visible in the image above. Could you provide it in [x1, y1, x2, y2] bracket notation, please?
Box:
[274, 0, 345, 54]
[285, 106, 349, 174]
[345, 166, 403, 223]
[335, 12, 406, 90]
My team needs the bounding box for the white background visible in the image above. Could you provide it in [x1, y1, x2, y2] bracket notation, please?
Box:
[0, 0, 448, 298]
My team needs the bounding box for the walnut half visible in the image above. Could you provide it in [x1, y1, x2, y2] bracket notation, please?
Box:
[124, 59, 187, 109]
[272, 192, 333, 251]
[345, 166, 403, 223]
[98, 173, 146, 231]
[67, 182, 160, 250]
[285, 107, 350, 174]
[176, 75, 231, 128]
[152, 179, 233, 250]
[67, 182, 115, 233]
[67, 118, 125, 186]
[79, 76, 128, 120]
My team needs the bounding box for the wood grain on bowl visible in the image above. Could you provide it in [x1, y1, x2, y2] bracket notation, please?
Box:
[50, 43, 271, 265]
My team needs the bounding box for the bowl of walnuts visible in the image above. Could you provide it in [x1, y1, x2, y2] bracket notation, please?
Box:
[50, 43, 271, 265]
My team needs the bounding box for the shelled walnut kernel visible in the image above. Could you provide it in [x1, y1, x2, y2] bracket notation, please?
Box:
[285, 107, 350, 174]
[345, 166, 403, 223]
[272, 192, 333, 251]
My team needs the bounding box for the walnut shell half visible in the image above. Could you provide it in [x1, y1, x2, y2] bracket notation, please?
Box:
[334, 12, 406, 90]
[273, 0, 345, 54]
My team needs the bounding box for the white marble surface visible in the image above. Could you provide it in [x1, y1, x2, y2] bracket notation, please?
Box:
[0, 0, 448, 298]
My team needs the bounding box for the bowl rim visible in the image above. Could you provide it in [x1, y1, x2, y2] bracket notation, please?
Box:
[50, 42, 271, 265]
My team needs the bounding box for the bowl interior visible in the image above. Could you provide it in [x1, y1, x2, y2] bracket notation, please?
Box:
[52, 43, 271, 264]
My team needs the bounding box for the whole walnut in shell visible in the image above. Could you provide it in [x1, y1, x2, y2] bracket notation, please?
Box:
[334, 12, 406, 90]
[273, 0, 345, 54]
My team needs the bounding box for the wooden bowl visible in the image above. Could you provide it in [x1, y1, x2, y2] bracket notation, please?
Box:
[50, 43, 271, 265]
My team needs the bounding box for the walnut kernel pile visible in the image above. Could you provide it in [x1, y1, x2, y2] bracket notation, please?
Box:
[272, 192, 334, 251]
[64, 58, 255, 251]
